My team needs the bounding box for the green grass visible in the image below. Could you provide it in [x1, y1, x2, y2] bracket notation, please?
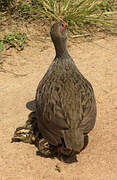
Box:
[0, 0, 117, 34]
[38, 0, 117, 33]
[0, 32, 27, 52]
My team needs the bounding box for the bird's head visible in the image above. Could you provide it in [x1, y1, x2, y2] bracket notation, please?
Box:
[50, 22, 68, 57]
[50, 21, 67, 42]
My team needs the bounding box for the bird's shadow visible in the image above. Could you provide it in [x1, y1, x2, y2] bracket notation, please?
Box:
[36, 135, 89, 163]
[36, 149, 77, 163]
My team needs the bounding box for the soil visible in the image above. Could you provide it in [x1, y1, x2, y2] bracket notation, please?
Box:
[0, 25, 117, 179]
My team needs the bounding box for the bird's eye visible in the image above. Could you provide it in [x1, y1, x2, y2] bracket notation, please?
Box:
[60, 22, 66, 31]
[61, 23, 64, 27]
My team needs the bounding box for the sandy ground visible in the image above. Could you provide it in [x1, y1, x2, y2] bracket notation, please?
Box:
[0, 35, 117, 180]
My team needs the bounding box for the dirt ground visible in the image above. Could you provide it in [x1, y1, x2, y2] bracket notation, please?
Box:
[0, 32, 117, 180]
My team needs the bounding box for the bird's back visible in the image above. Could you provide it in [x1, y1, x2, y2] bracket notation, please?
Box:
[35, 55, 96, 151]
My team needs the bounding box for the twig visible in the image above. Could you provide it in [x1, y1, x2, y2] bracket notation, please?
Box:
[72, 34, 90, 38]
[92, 41, 117, 53]
[0, 68, 29, 77]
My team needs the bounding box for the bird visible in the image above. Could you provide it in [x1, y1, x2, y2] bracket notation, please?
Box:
[35, 21, 97, 157]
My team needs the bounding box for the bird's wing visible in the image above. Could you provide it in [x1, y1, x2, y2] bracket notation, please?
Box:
[35, 83, 69, 146]
[57, 81, 84, 151]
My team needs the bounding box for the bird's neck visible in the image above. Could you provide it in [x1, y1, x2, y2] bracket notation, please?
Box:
[54, 40, 68, 58]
